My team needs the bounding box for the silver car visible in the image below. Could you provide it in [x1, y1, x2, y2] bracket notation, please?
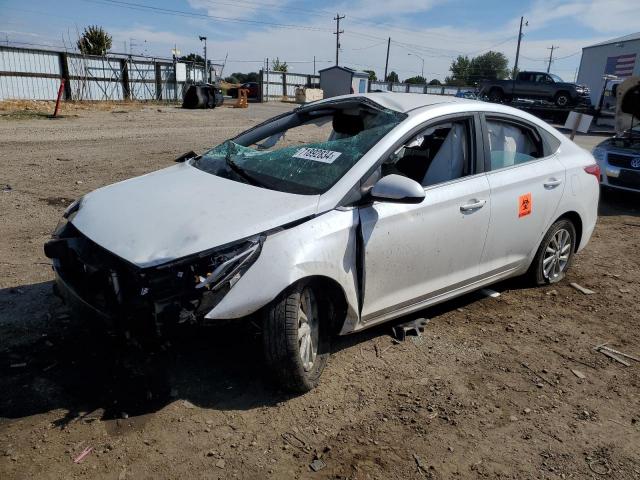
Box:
[592, 124, 640, 192]
[45, 93, 600, 392]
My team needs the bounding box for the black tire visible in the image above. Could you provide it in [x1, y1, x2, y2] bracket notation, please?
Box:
[528, 219, 576, 286]
[488, 88, 504, 103]
[263, 281, 330, 393]
[554, 91, 571, 107]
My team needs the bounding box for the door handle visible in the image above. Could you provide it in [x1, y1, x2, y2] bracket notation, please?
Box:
[544, 178, 562, 188]
[460, 199, 486, 212]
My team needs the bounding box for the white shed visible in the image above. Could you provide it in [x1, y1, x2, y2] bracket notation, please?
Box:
[577, 32, 640, 105]
[319, 66, 369, 98]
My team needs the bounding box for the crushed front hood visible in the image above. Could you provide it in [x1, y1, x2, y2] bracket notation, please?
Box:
[71, 163, 319, 267]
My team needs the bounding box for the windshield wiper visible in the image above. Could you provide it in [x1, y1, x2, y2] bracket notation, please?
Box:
[225, 156, 264, 187]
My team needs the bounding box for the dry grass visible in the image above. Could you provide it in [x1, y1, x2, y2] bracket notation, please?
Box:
[0, 99, 178, 118]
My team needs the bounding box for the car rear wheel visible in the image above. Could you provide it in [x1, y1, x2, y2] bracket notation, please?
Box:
[554, 92, 571, 107]
[528, 219, 576, 285]
[263, 281, 330, 393]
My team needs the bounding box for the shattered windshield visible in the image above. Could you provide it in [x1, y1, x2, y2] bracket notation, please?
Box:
[194, 102, 405, 194]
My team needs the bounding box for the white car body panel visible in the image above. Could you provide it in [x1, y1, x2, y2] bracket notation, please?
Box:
[359, 174, 491, 322]
[70, 162, 319, 268]
[480, 155, 566, 274]
[57, 93, 599, 336]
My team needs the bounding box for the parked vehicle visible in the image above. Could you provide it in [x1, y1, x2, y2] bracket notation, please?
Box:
[45, 93, 600, 392]
[593, 76, 640, 192]
[592, 125, 640, 192]
[480, 71, 591, 107]
[227, 82, 260, 99]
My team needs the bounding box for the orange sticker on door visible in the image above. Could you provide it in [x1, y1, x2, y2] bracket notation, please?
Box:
[518, 193, 532, 217]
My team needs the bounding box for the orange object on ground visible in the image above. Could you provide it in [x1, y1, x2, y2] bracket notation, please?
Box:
[235, 88, 249, 108]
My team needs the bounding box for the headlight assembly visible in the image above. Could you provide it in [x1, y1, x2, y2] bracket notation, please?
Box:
[195, 235, 264, 291]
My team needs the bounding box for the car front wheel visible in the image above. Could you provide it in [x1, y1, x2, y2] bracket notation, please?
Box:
[529, 219, 576, 285]
[263, 281, 330, 393]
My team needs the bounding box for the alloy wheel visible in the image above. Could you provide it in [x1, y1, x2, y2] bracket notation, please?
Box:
[298, 287, 319, 372]
[542, 228, 572, 280]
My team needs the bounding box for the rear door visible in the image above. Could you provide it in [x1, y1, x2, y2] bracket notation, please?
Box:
[479, 114, 566, 275]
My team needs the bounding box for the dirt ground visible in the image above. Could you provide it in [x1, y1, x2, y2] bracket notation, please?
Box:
[1, 100, 639, 480]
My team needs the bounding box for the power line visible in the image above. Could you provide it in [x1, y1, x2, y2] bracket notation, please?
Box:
[81, 0, 333, 32]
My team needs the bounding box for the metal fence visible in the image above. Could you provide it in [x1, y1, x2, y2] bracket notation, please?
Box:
[0, 45, 207, 102]
[260, 70, 319, 101]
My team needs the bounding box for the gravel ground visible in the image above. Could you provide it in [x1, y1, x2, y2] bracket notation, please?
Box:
[1, 101, 639, 479]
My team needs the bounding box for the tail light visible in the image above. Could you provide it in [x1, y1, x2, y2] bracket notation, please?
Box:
[584, 164, 601, 181]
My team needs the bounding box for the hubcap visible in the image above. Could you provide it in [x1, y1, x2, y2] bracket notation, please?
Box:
[543, 228, 571, 280]
[557, 96, 568, 106]
[298, 288, 319, 372]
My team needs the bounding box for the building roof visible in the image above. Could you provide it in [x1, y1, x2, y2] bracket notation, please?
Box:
[584, 32, 640, 49]
[318, 65, 369, 77]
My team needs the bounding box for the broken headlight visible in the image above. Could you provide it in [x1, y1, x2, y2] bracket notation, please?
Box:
[194, 235, 264, 291]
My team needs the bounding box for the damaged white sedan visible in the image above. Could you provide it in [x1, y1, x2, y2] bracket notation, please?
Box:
[45, 93, 599, 392]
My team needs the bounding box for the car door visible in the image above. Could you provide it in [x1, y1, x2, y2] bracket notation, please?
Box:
[479, 114, 566, 275]
[358, 114, 492, 322]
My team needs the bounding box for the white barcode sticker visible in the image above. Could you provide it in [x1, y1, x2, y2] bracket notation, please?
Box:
[292, 147, 342, 164]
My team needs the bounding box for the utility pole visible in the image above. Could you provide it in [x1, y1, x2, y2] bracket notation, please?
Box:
[546, 45, 559, 73]
[333, 13, 344, 66]
[199, 36, 208, 83]
[313, 55, 316, 76]
[384, 37, 391, 81]
[512, 16, 527, 79]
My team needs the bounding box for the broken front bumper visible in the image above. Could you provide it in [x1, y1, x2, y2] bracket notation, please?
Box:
[45, 223, 263, 336]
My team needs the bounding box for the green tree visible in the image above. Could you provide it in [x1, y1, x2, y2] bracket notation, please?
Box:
[271, 58, 288, 72]
[363, 69, 377, 81]
[448, 55, 472, 84]
[180, 53, 205, 64]
[448, 51, 509, 85]
[428, 78, 442, 85]
[468, 51, 509, 83]
[77, 25, 112, 56]
[404, 75, 426, 84]
[386, 71, 399, 83]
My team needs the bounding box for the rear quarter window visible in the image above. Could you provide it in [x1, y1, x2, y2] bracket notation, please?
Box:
[539, 128, 562, 156]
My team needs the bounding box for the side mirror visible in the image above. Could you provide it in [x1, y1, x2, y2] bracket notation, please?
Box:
[371, 174, 425, 204]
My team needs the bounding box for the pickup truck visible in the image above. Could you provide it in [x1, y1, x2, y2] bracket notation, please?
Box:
[480, 71, 591, 107]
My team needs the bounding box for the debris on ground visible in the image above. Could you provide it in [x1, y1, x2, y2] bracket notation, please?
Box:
[9, 362, 26, 368]
[392, 318, 430, 341]
[571, 369, 586, 379]
[570, 282, 595, 295]
[310, 458, 326, 472]
[2, 184, 12, 192]
[480, 288, 501, 298]
[215, 459, 225, 469]
[594, 343, 639, 366]
[413, 453, 428, 474]
[73, 446, 93, 463]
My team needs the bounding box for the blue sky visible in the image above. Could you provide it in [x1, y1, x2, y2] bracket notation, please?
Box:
[1, 0, 638, 81]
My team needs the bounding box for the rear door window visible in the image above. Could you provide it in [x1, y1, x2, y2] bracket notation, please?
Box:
[485, 118, 544, 170]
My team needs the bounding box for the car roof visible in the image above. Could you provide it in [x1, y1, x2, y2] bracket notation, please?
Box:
[313, 92, 480, 113]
